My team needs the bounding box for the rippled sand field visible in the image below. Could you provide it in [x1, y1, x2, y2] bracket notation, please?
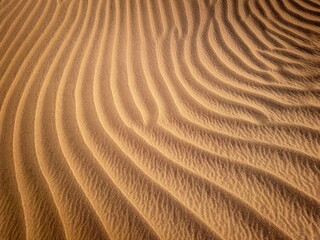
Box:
[1, 0, 320, 239]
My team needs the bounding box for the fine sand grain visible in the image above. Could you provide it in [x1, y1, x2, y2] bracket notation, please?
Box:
[1, 0, 320, 239]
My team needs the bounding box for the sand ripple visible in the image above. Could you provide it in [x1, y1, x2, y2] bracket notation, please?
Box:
[1, 0, 320, 239]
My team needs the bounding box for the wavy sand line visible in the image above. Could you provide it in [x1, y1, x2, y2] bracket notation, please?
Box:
[9, 1, 73, 238]
[0, 0, 49, 107]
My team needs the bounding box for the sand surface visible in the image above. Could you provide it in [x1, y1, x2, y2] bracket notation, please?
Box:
[1, 0, 320, 239]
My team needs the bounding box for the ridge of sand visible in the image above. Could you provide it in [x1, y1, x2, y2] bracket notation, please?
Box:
[1, 0, 320, 239]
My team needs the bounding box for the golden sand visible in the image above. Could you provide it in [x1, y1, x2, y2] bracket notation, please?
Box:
[1, 0, 320, 239]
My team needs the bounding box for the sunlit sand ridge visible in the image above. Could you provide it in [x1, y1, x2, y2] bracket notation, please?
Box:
[1, 0, 320, 239]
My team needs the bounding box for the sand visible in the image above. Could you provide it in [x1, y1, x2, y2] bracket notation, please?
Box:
[1, 0, 320, 239]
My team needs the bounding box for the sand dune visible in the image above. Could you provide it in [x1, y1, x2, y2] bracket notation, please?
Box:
[1, 0, 320, 239]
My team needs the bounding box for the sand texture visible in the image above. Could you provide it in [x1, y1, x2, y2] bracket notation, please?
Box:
[1, 0, 320, 239]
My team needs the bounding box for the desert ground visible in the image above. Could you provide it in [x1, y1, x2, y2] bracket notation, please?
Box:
[1, 0, 320, 239]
